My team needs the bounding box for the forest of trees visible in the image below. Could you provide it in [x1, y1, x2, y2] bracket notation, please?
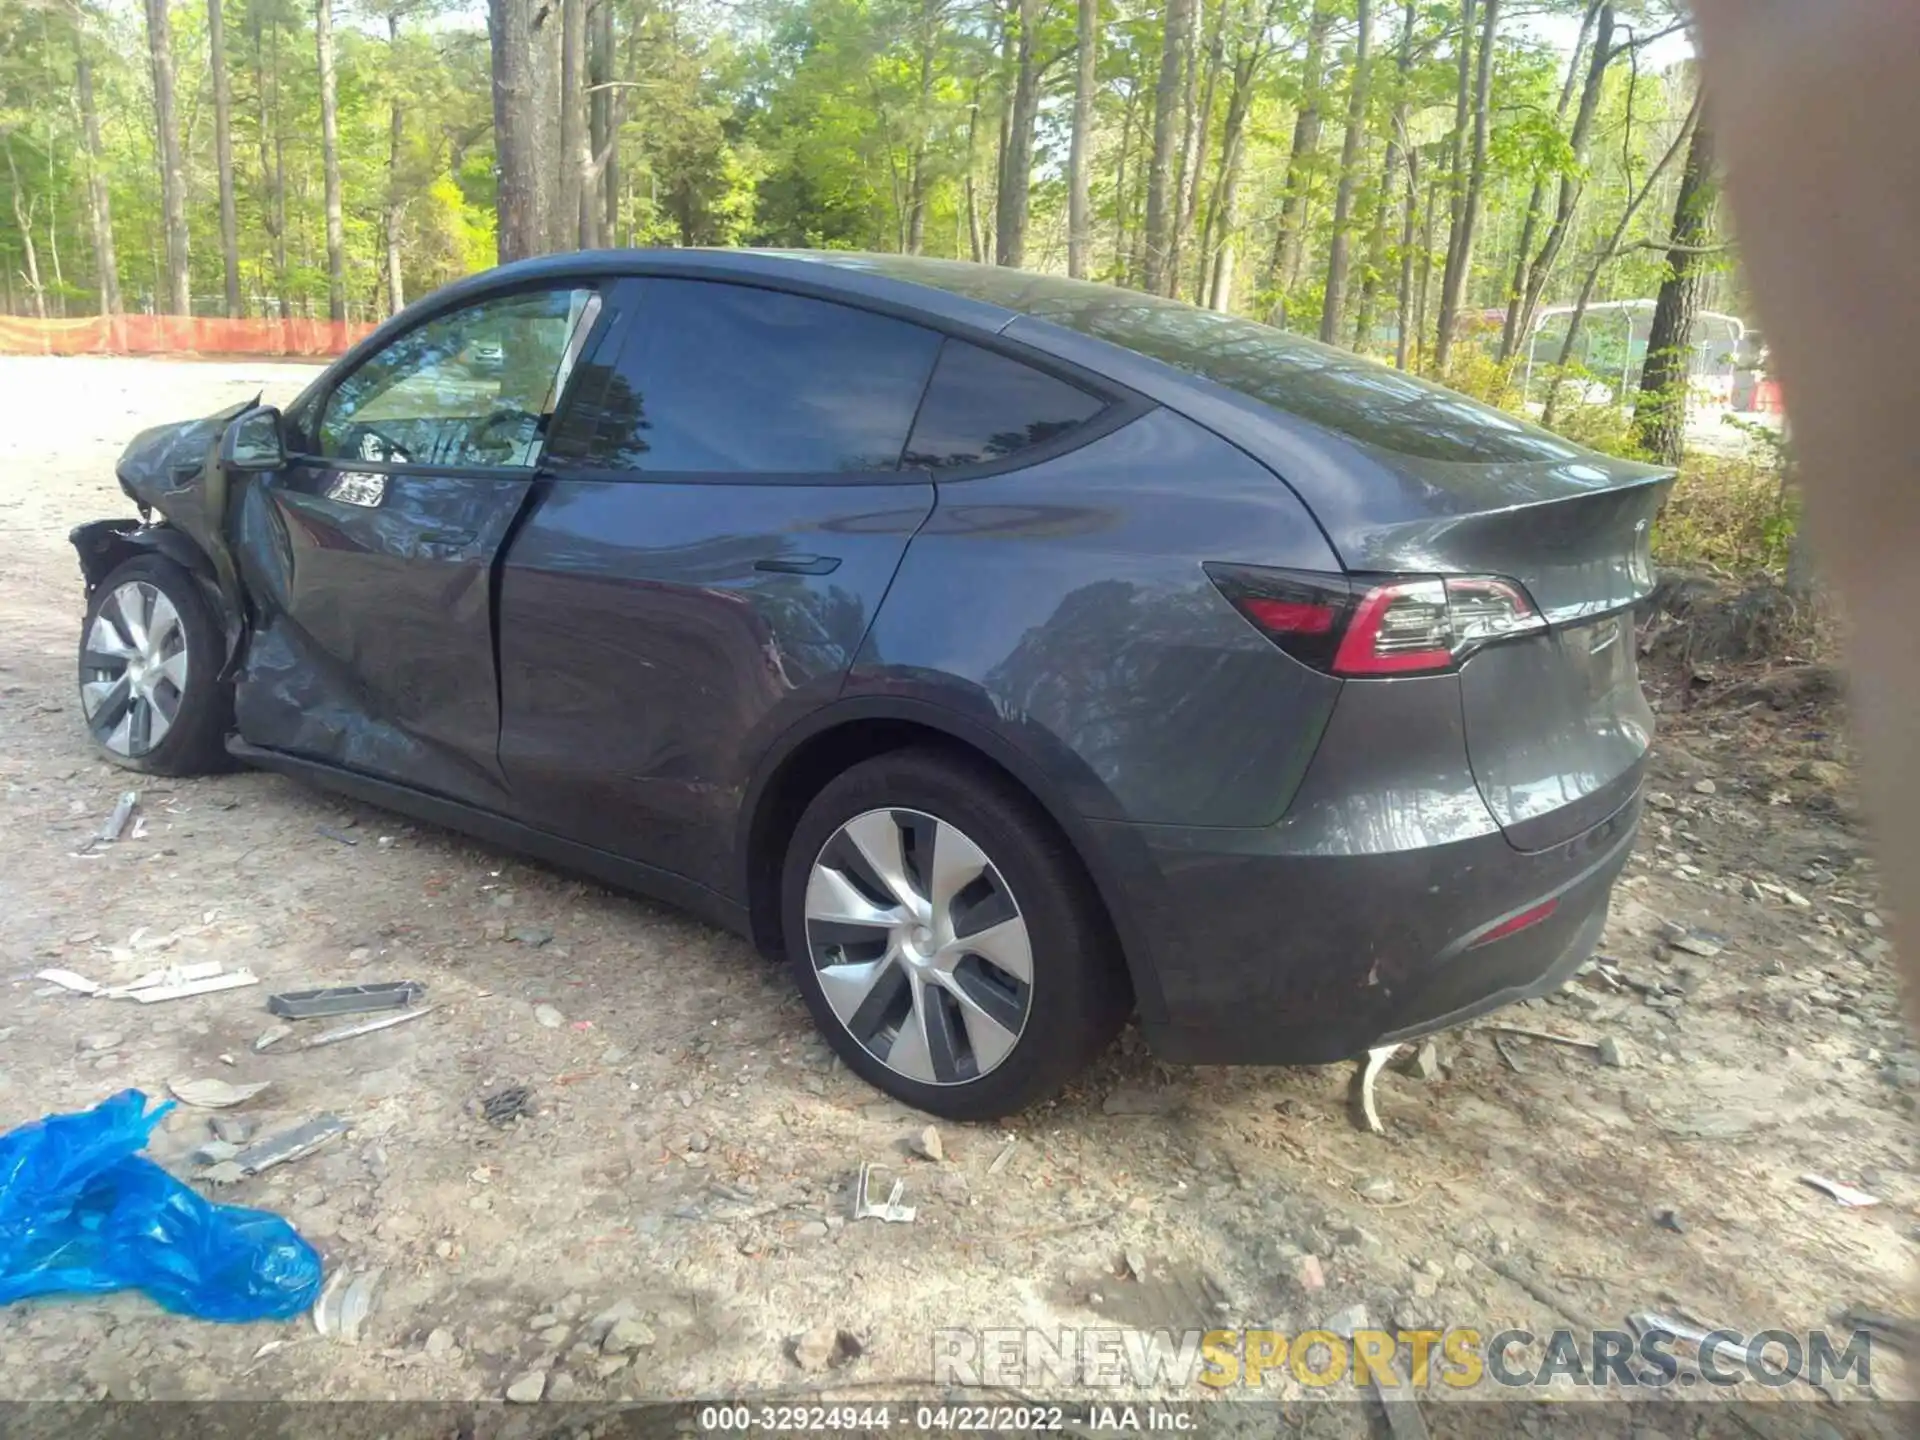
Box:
[0, 0, 1731, 459]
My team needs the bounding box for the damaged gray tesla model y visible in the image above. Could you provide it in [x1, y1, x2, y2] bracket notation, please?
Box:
[72, 250, 1670, 1119]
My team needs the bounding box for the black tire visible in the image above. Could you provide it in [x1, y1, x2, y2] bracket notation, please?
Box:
[78, 553, 233, 776]
[781, 746, 1129, 1120]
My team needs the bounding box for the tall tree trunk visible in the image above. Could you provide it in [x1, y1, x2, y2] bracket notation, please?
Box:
[1393, 146, 1420, 368]
[1497, 0, 1601, 359]
[1435, 0, 1497, 370]
[995, 0, 1041, 268]
[144, 0, 191, 315]
[1169, 0, 1222, 297]
[964, 76, 985, 263]
[75, 42, 121, 316]
[5, 145, 46, 319]
[1544, 94, 1702, 425]
[1202, 24, 1260, 312]
[1142, 0, 1194, 294]
[1631, 120, 1717, 463]
[907, 0, 940, 255]
[255, 10, 290, 315]
[1115, 79, 1138, 282]
[1354, 0, 1415, 352]
[316, 0, 346, 321]
[1067, 0, 1097, 278]
[1431, 0, 1475, 359]
[1504, 3, 1612, 361]
[384, 14, 406, 313]
[1412, 167, 1439, 368]
[1319, 0, 1372, 344]
[209, 0, 242, 316]
[591, 0, 618, 240]
[1262, 0, 1333, 322]
[490, 0, 541, 261]
[561, 0, 593, 248]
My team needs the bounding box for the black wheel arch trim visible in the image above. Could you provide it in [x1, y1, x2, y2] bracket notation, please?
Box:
[735, 694, 1167, 1025]
[70, 519, 245, 675]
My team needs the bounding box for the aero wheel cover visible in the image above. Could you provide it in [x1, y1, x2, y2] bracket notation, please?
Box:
[805, 807, 1034, 1086]
[80, 580, 190, 758]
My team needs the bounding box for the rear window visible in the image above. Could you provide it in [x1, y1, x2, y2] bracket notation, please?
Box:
[807, 256, 1582, 464]
[903, 340, 1105, 470]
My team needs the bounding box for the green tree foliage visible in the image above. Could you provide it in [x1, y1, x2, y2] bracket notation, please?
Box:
[0, 0, 1718, 413]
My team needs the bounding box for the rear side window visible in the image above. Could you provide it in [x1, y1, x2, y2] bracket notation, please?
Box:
[903, 340, 1105, 470]
[581, 280, 942, 473]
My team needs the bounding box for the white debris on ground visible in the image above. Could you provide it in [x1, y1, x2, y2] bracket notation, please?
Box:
[0, 357, 1912, 1419]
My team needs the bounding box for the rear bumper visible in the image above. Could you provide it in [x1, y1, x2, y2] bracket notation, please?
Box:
[1091, 785, 1640, 1068]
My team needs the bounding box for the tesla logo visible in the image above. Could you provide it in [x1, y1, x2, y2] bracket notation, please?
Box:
[326, 472, 387, 508]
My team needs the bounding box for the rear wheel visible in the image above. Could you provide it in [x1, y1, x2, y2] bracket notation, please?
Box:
[78, 554, 231, 775]
[781, 747, 1128, 1120]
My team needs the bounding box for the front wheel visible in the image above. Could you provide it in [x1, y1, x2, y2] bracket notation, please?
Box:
[781, 747, 1129, 1120]
[78, 553, 233, 775]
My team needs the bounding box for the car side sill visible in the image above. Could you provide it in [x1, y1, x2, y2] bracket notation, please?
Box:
[226, 737, 752, 939]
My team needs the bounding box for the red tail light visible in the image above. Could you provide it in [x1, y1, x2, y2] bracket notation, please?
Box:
[1468, 897, 1559, 948]
[1205, 564, 1544, 677]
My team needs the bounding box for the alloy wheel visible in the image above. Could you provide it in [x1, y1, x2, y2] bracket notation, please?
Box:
[81, 580, 190, 758]
[804, 807, 1033, 1086]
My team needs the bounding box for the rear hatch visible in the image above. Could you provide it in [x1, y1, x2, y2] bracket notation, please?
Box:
[989, 296, 1671, 851]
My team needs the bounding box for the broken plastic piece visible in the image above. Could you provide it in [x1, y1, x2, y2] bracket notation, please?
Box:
[33, 969, 100, 996]
[1348, 1044, 1399, 1135]
[313, 1266, 383, 1343]
[268, 982, 425, 1020]
[851, 1162, 916, 1223]
[0, 1090, 321, 1321]
[1800, 1173, 1879, 1208]
[98, 791, 139, 844]
[301, 1006, 433, 1049]
[228, 1116, 348, 1178]
[168, 1078, 271, 1110]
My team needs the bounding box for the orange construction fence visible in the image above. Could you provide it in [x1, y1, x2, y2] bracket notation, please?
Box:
[0, 313, 377, 358]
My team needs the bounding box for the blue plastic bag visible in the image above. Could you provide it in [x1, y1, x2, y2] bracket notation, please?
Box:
[0, 1089, 323, 1321]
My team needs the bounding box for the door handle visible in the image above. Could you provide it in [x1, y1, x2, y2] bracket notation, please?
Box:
[754, 555, 841, 575]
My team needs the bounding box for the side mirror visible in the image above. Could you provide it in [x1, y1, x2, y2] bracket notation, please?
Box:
[220, 405, 286, 471]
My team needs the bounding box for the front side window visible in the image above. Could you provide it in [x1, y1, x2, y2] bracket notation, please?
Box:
[316, 288, 597, 469]
[903, 340, 1106, 469]
[582, 280, 943, 474]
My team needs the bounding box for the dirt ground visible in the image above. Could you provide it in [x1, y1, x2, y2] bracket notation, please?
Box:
[0, 355, 1913, 1427]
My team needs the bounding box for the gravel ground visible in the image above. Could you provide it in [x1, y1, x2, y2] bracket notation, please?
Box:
[0, 356, 1912, 1428]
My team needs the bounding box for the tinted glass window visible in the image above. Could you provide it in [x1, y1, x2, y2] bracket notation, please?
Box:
[803, 256, 1583, 464]
[316, 288, 597, 467]
[584, 280, 942, 473]
[903, 340, 1104, 469]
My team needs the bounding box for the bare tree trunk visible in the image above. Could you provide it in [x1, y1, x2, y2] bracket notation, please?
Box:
[1261, 0, 1333, 322]
[254, 10, 290, 315]
[1435, 0, 1497, 370]
[561, 0, 594, 248]
[1115, 80, 1138, 282]
[1413, 167, 1439, 368]
[1170, 0, 1222, 297]
[907, 0, 940, 255]
[1544, 94, 1702, 425]
[531, 0, 563, 250]
[490, 0, 541, 261]
[1631, 120, 1717, 463]
[1393, 147, 1420, 368]
[75, 42, 121, 316]
[5, 144, 46, 319]
[1319, 0, 1372, 344]
[1143, 0, 1194, 293]
[995, 0, 1041, 268]
[1203, 18, 1261, 312]
[1067, 0, 1098, 278]
[1354, 0, 1415, 352]
[383, 14, 406, 313]
[1431, 0, 1474, 359]
[591, 0, 618, 241]
[964, 76, 985, 263]
[207, 0, 243, 316]
[1497, 0, 1601, 359]
[144, 0, 191, 315]
[316, 0, 346, 320]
